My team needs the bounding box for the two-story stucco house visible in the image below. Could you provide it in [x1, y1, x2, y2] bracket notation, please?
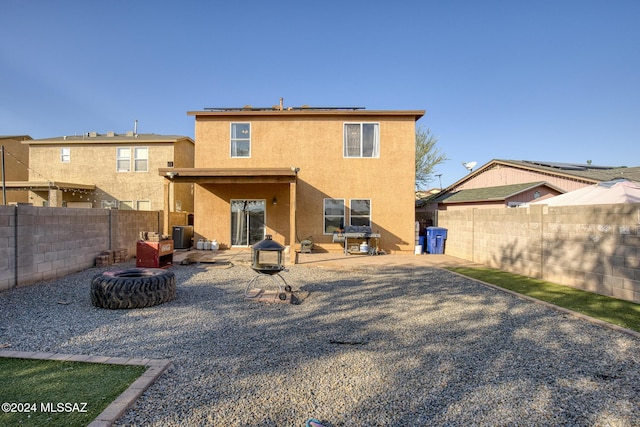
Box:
[160, 105, 424, 257]
[22, 132, 194, 213]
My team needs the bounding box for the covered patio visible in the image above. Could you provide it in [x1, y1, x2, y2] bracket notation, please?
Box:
[1, 181, 96, 207]
[159, 167, 298, 263]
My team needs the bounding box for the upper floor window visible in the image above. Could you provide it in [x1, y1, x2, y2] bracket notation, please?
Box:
[117, 148, 131, 172]
[116, 147, 148, 172]
[231, 123, 251, 157]
[61, 147, 70, 163]
[323, 198, 345, 234]
[134, 147, 148, 172]
[350, 199, 371, 227]
[344, 123, 379, 158]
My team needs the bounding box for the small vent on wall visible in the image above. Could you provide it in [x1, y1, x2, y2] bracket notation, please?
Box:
[167, 161, 174, 167]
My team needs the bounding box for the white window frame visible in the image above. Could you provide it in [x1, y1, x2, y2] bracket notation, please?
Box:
[230, 122, 251, 158]
[134, 147, 148, 172]
[136, 200, 151, 211]
[116, 147, 131, 172]
[323, 198, 345, 234]
[60, 147, 70, 163]
[343, 122, 380, 158]
[349, 199, 371, 227]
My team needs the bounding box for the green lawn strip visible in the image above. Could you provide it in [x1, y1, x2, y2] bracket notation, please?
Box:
[446, 267, 640, 332]
[0, 358, 146, 427]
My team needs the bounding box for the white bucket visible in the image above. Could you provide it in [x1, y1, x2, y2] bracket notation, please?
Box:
[414, 245, 422, 255]
[360, 243, 369, 253]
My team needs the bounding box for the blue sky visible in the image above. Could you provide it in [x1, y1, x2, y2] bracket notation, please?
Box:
[2, 0, 639, 188]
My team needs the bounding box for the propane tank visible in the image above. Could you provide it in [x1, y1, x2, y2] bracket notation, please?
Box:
[203, 239, 211, 250]
[210, 240, 219, 251]
[196, 239, 204, 250]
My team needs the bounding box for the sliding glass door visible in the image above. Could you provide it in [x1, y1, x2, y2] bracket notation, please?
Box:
[231, 200, 265, 246]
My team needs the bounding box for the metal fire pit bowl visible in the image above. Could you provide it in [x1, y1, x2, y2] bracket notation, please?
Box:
[245, 235, 292, 301]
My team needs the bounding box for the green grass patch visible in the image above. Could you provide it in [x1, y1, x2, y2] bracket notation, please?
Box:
[447, 267, 640, 332]
[0, 358, 146, 427]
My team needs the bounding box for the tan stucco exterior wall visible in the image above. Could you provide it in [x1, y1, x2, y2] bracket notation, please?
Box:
[192, 112, 421, 253]
[170, 138, 195, 213]
[28, 139, 193, 212]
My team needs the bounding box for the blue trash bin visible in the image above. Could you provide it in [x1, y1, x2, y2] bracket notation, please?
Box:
[426, 227, 447, 254]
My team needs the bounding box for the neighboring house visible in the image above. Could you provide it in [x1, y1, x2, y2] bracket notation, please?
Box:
[0, 135, 32, 204]
[159, 105, 425, 256]
[419, 159, 640, 216]
[430, 181, 565, 210]
[17, 132, 194, 212]
[415, 188, 443, 228]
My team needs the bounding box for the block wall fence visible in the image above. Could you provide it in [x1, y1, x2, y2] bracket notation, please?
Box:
[0, 205, 166, 291]
[438, 203, 640, 303]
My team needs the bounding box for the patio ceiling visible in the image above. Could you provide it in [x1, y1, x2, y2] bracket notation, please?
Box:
[157, 167, 298, 184]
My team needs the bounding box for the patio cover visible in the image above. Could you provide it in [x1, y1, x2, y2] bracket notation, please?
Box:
[1, 181, 96, 207]
[532, 179, 640, 206]
[157, 167, 299, 262]
[156, 167, 298, 184]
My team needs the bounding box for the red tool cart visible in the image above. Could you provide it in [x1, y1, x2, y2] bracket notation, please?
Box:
[136, 240, 174, 268]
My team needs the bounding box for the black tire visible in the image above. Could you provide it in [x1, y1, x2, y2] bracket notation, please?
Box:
[90, 268, 176, 309]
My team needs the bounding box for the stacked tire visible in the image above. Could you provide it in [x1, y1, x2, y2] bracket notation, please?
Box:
[90, 268, 176, 309]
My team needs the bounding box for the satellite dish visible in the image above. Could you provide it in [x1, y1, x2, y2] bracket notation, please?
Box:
[462, 161, 477, 172]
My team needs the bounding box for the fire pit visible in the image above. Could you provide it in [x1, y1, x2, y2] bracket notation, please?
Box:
[245, 235, 292, 301]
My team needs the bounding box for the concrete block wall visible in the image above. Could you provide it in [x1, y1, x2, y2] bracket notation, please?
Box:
[471, 205, 544, 279]
[17, 206, 110, 287]
[110, 209, 163, 260]
[541, 204, 640, 302]
[434, 209, 474, 261]
[438, 203, 640, 303]
[0, 206, 17, 291]
[0, 206, 164, 291]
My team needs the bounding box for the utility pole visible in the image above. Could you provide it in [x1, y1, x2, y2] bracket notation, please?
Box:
[1, 145, 6, 205]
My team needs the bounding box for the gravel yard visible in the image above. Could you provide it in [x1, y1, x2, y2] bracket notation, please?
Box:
[1, 260, 639, 426]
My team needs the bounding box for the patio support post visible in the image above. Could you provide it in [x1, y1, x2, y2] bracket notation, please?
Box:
[163, 178, 170, 235]
[48, 186, 62, 207]
[289, 179, 297, 264]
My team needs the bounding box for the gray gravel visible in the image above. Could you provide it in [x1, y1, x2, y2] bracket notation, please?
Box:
[1, 260, 639, 426]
